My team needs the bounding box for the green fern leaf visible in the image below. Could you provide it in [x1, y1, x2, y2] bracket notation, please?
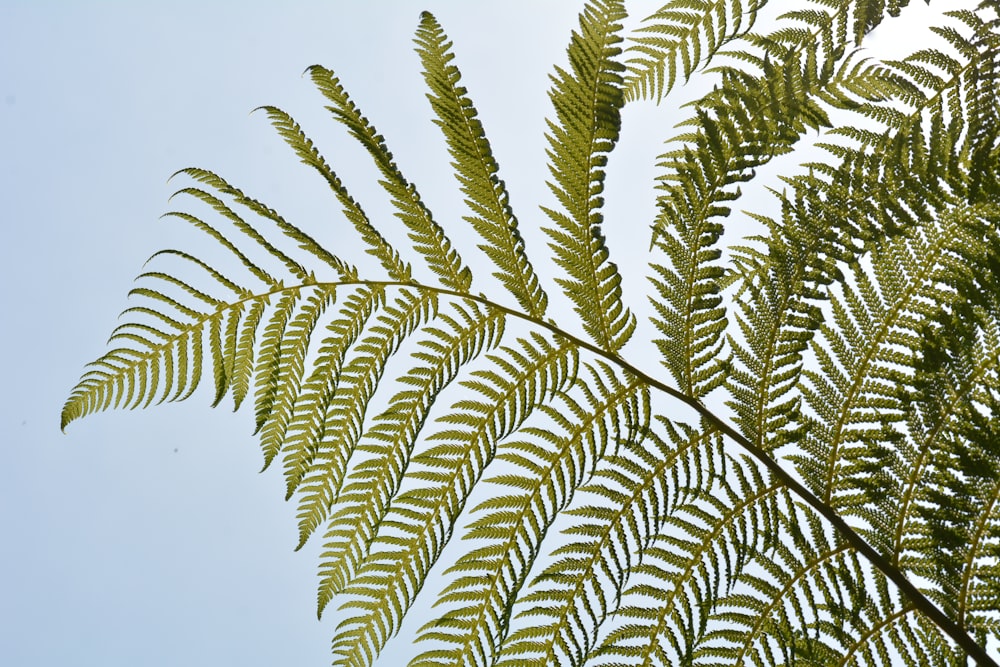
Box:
[256, 285, 334, 467]
[282, 286, 384, 505]
[541, 0, 635, 353]
[292, 288, 435, 550]
[62, 4, 1000, 666]
[415, 12, 548, 318]
[624, 0, 767, 102]
[256, 105, 407, 282]
[307, 65, 471, 292]
[314, 301, 504, 609]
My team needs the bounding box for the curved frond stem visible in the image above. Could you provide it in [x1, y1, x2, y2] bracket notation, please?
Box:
[835, 602, 923, 667]
[958, 471, 1000, 632]
[308, 277, 996, 667]
[728, 539, 854, 664]
[599, 477, 782, 666]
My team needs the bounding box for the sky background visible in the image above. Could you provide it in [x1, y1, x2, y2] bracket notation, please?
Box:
[0, 2, 977, 666]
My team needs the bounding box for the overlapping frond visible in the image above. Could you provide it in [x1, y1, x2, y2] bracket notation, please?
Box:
[255, 105, 410, 282]
[325, 333, 586, 667]
[489, 363, 651, 667]
[726, 228, 824, 455]
[414, 362, 648, 667]
[290, 288, 436, 549]
[697, 500, 951, 667]
[588, 450, 779, 666]
[311, 300, 505, 594]
[649, 1, 857, 399]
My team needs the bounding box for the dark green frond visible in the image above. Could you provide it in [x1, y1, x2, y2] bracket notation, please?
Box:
[726, 226, 825, 453]
[650, 25, 837, 398]
[589, 449, 776, 666]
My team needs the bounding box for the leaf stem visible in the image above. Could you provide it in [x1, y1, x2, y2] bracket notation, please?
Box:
[328, 278, 998, 667]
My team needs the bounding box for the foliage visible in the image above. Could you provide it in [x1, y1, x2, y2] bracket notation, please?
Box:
[63, 1, 1000, 665]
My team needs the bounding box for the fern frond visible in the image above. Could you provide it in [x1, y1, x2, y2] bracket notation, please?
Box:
[482, 364, 649, 667]
[174, 167, 352, 280]
[252, 288, 302, 450]
[696, 502, 857, 665]
[312, 300, 503, 608]
[649, 0, 903, 402]
[63, 257, 245, 428]
[63, 4, 1000, 666]
[650, 31, 835, 398]
[541, 0, 635, 353]
[624, 0, 766, 102]
[255, 105, 409, 282]
[228, 297, 265, 411]
[916, 210, 1000, 643]
[278, 286, 382, 508]
[334, 368, 632, 664]
[828, 578, 951, 667]
[256, 285, 334, 466]
[889, 216, 1000, 633]
[169, 184, 309, 282]
[291, 287, 435, 549]
[307, 65, 471, 292]
[589, 451, 778, 666]
[413, 362, 647, 667]
[319, 334, 576, 628]
[726, 227, 825, 453]
[415, 12, 548, 318]
[506, 422, 722, 667]
[798, 207, 976, 553]
[815, 8, 1000, 191]
[158, 210, 277, 287]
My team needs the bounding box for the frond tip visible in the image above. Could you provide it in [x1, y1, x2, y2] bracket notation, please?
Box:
[541, 0, 636, 353]
[415, 11, 548, 319]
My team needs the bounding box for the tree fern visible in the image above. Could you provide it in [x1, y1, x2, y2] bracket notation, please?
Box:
[63, 1, 1000, 665]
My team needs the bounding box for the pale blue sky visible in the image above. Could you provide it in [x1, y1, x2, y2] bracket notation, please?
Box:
[0, 2, 973, 666]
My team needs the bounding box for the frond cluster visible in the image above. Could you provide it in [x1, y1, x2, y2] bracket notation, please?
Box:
[64, 2, 1000, 666]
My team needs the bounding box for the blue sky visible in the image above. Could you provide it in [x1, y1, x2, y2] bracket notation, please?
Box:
[0, 2, 976, 666]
